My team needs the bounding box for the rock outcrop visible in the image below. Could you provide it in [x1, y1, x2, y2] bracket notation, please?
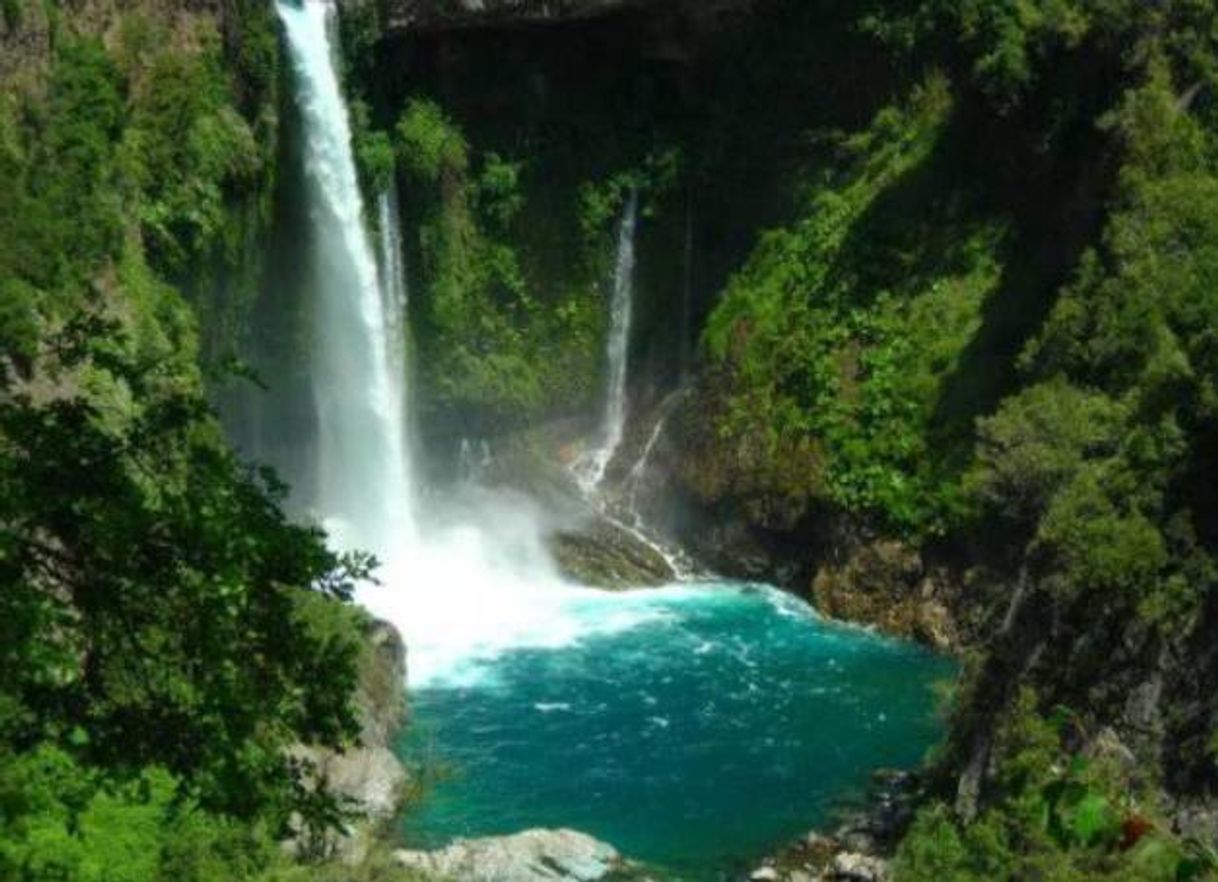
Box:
[288, 619, 410, 862]
[394, 828, 644, 882]
[547, 516, 675, 589]
[442, 422, 678, 589]
[810, 539, 961, 652]
[744, 771, 918, 882]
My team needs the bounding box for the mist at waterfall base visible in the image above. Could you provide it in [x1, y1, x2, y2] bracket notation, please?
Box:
[270, 2, 950, 878]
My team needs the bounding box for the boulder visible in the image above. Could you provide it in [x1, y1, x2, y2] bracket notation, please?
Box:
[285, 619, 409, 861]
[811, 540, 961, 652]
[394, 829, 635, 882]
[830, 852, 889, 882]
[547, 517, 676, 589]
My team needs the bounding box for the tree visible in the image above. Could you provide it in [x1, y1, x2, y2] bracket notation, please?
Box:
[0, 316, 371, 822]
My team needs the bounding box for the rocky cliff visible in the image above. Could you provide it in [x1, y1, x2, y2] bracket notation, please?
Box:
[288, 620, 410, 862]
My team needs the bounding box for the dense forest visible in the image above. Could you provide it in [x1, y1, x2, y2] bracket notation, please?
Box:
[1, 0, 1217, 880]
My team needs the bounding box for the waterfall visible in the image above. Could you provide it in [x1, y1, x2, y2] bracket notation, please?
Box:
[275, 0, 414, 558]
[619, 387, 698, 578]
[577, 190, 639, 491]
[604, 190, 640, 465]
[377, 184, 415, 467]
[275, 6, 677, 689]
[624, 408, 671, 517]
[377, 185, 409, 382]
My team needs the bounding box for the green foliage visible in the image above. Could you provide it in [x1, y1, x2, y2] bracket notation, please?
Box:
[703, 75, 1004, 533]
[577, 150, 681, 242]
[395, 98, 602, 427]
[950, 0, 1092, 101]
[477, 153, 525, 231]
[894, 691, 1217, 882]
[0, 744, 440, 882]
[965, 62, 1218, 625]
[119, 25, 263, 278]
[967, 379, 1125, 526]
[2, 0, 22, 29]
[15, 38, 126, 293]
[865, 1, 1218, 111]
[0, 318, 370, 809]
[0, 10, 375, 880]
[0, 7, 278, 369]
[337, 0, 382, 88]
[396, 99, 469, 183]
[356, 129, 396, 195]
[225, 0, 279, 115]
[0, 748, 280, 882]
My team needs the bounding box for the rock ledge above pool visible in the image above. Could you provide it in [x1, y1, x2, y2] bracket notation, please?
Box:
[394, 829, 648, 882]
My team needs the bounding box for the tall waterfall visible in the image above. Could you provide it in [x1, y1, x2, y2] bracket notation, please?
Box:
[276, 0, 414, 559]
[275, 5, 673, 688]
[578, 190, 639, 491]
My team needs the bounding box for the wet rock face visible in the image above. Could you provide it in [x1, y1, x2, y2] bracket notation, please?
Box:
[286, 619, 409, 861]
[394, 828, 639, 882]
[547, 517, 675, 589]
[745, 771, 916, 882]
[810, 538, 961, 652]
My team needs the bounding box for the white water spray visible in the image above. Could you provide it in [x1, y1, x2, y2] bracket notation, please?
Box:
[276, 5, 672, 688]
[577, 190, 639, 491]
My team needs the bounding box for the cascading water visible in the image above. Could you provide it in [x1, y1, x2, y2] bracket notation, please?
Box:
[275, 0, 413, 558]
[613, 388, 697, 578]
[272, 9, 950, 874]
[377, 185, 409, 391]
[276, 3, 662, 687]
[623, 389, 681, 519]
[576, 189, 639, 492]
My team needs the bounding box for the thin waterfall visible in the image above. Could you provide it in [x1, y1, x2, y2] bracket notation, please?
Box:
[377, 184, 409, 382]
[603, 189, 640, 465]
[624, 406, 672, 517]
[619, 387, 698, 578]
[577, 189, 639, 491]
[275, 0, 414, 558]
[377, 184, 413, 457]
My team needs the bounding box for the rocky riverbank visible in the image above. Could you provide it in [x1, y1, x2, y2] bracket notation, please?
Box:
[287, 619, 411, 862]
[395, 828, 655, 882]
[743, 771, 924, 882]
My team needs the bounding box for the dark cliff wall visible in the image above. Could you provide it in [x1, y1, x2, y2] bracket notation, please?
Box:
[374, 0, 749, 33]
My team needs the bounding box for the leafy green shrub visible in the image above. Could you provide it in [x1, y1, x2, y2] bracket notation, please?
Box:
[395, 97, 605, 427]
[702, 74, 1002, 534]
[396, 99, 469, 183]
[356, 129, 396, 194]
[120, 27, 262, 277]
[894, 691, 1215, 882]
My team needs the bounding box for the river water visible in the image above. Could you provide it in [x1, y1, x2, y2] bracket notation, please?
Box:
[272, 5, 952, 879]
